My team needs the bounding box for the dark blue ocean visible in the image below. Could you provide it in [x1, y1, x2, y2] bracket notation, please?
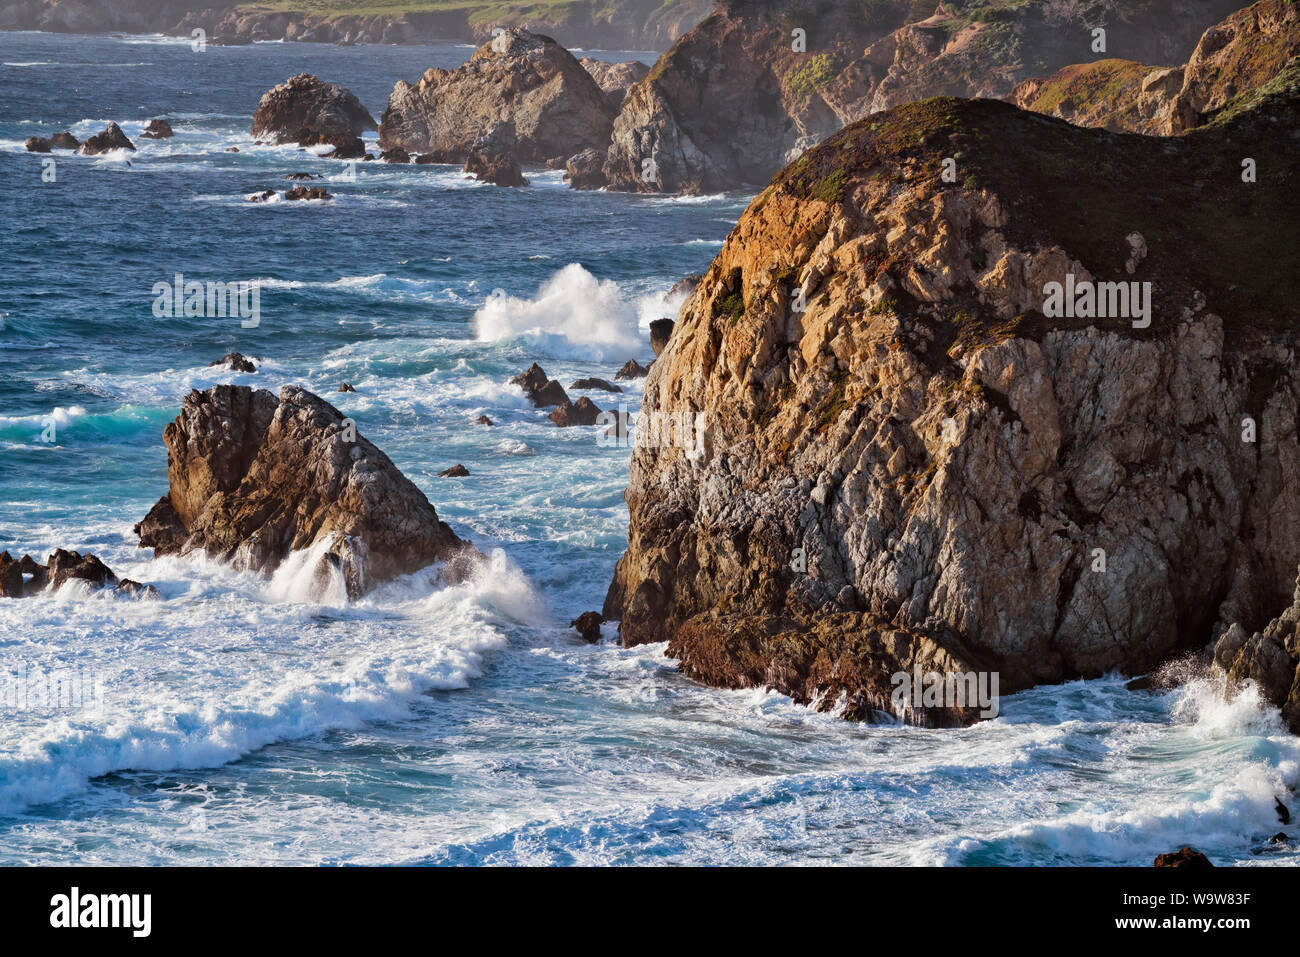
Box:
[0, 30, 1295, 865]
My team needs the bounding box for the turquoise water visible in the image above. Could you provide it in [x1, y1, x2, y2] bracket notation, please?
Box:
[1, 30, 1297, 866]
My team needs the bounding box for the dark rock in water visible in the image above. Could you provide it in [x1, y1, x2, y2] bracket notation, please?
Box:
[338, 383, 356, 393]
[649, 318, 675, 357]
[0, 552, 23, 598]
[570, 377, 621, 393]
[509, 363, 569, 408]
[476, 415, 494, 426]
[1277, 798, 1292, 825]
[251, 73, 376, 145]
[115, 579, 160, 599]
[1125, 675, 1154, 691]
[49, 132, 78, 150]
[19, 554, 47, 591]
[564, 147, 606, 190]
[24, 136, 51, 153]
[77, 121, 135, 155]
[667, 274, 701, 299]
[1154, 847, 1213, 868]
[550, 396, 602, 427]
[286, 172, 321, 180]
[1271, 832, 1290, 844]
[225, 146, 240, 153]
[209, 352, 257, 373]
[614, 359, 649, 380]
[47, 549, 117, 591]
[247, 190, 276, 203]
[284, 186, 331, 201]
[571, 611, 604, 643]
[135, 384, 477, 599]
[320, 136, 366, 160]
[379, 147, 409, 164]
[463, 122, 528, 187]
[439, 464, 470, 477]
[140, 119, 174, 139]
[413, 152, 447, 164]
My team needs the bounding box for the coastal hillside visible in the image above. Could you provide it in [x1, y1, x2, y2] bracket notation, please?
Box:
[0, 0, 710, 48]
[603, 67, 1300, 724]
[591, 0, 1247, 192]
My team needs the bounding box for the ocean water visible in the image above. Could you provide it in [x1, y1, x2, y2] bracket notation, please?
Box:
[0, 30, 1297, 866]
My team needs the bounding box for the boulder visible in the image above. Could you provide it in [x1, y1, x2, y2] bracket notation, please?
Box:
[134, 385, 477, 599]
[563, 147, 607, 190]
[209, 352, 257, 373]
[247, 190, 276, 203]
[251, 73, 376, 145]
[285, 186, 331, 201]
[49, 132, 78, 150]
[378, 29, 615, 164]
[439, 464, 470, 477]
[614, 359, 649, 380]
[24, 136, 50, 153]
[77, 121, 135, 155]
[140, 119, 174, 139]
[1154, 847, 1213, 868]
[476, 415, 494, 426]
[115, 579, 161, 599]
[570, 377, 621, 393]
[0, 552, 22, 597]
[509, 363, 569, 407]
[47, 549, 117, 591]
[649, 318, 675, 357]
[286, 172, 321, 180]
[571, 610, 604, 642]
[549, 396, 602, 427]
[338, 383, 356, 393]
[463, 122, 528, 187]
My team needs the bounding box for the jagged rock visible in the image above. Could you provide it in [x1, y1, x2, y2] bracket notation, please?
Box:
[0, 552, 22, 597]
[667, 274, 701, 300]
[509, 363, 569, 407]
[140, 119, 174, 139]
[115, 579, 160, 599]
[463, 122, 528, 187]
[1154, 847, 1213, 868]
[285, 186, 331, 201]
[613, 359, 648, 380]
[580, 57, 650, 109]
[134, 385, 476, 599]
[379, 146, 409, 163]
[49, 132, 78, 150]
[338, 383, 356, 393]
[18, 554, 47, 591]
[571, 610, 604, 642]
[570, 377, 621, 393]
[563, 147, 607, 190]
[1216, 567, 1300, 733]
[209, 352, 257, 373]
[77, 121, 135, 155]
[439, 464, 470, 477]
[47, 549, 117, 591]
[251, 73, 376, 145]
[649, 318, 675, 357]
[286, 172, 321, 180]
[603, 85, 1300, 724]
[476, 415, 494, 426]
[24, 136, 50, 153]
[549, 397, 602, 427]
[247, 190, 276, 203]
[1277, 798, 1292, 824]
[378, 29, 614, 164]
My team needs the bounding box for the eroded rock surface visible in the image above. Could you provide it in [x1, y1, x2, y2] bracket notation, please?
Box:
[251, 73, 376, 144]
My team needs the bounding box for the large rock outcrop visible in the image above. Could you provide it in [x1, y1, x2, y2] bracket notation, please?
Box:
[1012, 0, 1300, 134]
[597, 0, 1245, 193]
[378, 28, 615, 164]
[251, 73, 377, 145]
[135, 385, 475, 598]
[602, 77, 1300, 723]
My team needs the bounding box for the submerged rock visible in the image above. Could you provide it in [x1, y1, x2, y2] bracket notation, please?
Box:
[570, 377, 621, 393]
[439, 464, 470, 477]
[284, 186, 331, 201]
[251, 73, 376, 144]
[378, 28, 614, 164]
[476, 415, 494, 426]
[209, 352, 257, 373]
[77, 121, 135, 155]
[135, 385, 476, 599]
[337, 383, 356, 393]
[140, 119, 174, 139]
